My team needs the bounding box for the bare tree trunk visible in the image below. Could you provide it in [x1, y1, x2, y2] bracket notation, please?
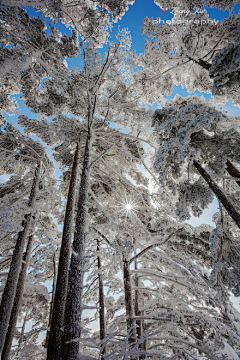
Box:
[44, 252, 57, 349]
[97, 240, 106, 359]
[134, 259, 145, 360]
[142, 303, 147, 356]
[193, 160, 240, 229]
[123, 255, 137, 348]
[0, 161, 41, 356]
[226, 159, 240, 187]
[47, 142, 80, 360]
[13, 311, 28, 359]
[1, 233, 35, 360]
[62, 132, 93, 360]
[18, 311, 28, 348]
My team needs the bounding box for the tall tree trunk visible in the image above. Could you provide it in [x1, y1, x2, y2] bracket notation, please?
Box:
[18, 311, 28, 348]
[0, 161, 41, 355]
[134, 259, 144, 360]
[47, 142, 80, 360]
[14, 311, 28, 359]
[193, 160, 240, 229]
[44, 252, 57, 349]
[226, 159, 240, 187]
[2, 233, 35, 360]
[62, 132, 93, 360]
[123, 255, 137, 348]
[97, 240, 106, 359]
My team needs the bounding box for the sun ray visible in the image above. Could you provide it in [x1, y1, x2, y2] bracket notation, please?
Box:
[111, 187, 145, 221]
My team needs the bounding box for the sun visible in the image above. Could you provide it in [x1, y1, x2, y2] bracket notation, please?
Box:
[125, 203, 133, 211]
[112, 188, 143, 221]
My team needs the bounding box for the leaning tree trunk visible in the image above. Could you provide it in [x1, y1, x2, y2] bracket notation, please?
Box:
[0, 161, 41, 356]
[47, 141, 81, 360]
[193, 160, 240, 229]
[62, 132, 93, 360]
[2, 234, 35, 360]
[123, 255, 137, 349]
[226, 159, 240, 188]
[97, 240, 106, 359]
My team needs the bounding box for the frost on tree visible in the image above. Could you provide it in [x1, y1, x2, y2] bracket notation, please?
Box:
[139, 12, 240, 105]
[152, 95, 240, 222]
[0, 7, 80, 121]
[82, 208, 240, 358]
[154, 0, 238, 11]
[0, 7, 79, 77]
[0, 123, 61, 359]
[210, 42, 240, 106]
[72, 172, 240, 358]
[1, 0, 135, 52]
[16, 28, 152, 359]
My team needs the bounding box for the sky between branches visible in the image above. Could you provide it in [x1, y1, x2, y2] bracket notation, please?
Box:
[1, 0, 240, 340]
[2, 0, 240, 230]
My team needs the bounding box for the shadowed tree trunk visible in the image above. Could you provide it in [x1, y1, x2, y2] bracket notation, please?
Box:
[186, 56, 211, 70]
[2, 233, 35, 360]
[226, 159, 240, 187]
[123, 254, 137, 349]
[193, 160, 240, 229]
[134, 259, 145, 360]
[133, 238, 143, 360]
[0, 161, 41, 356]
[44, 251, 57, 349]
[62, 131, 93, 360]
[97, 240, 106, 359]
[47, 141, 80, 360]
[15, 311, 28, 358]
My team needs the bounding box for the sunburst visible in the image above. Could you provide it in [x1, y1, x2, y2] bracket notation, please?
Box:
[112, 188, 144, 221]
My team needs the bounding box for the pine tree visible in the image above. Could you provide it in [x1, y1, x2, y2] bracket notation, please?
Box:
[0, 123, 60, 357]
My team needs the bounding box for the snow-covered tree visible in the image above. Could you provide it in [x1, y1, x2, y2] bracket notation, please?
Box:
[0, 6, 80, 120]
[154, 0, 238, 11]
[139, 11, 240, 105]
[16, 26, 154, 358]
[151, 96, 240, 335]
[85, 214, 240, 359]
[130, 223, 240, 359]
[10, 283, 50, 359]
[209, 42, 240, 107]
[0, 0, 136, 119]
[0, 123, 61, 357]
[152, 96, 240, 225]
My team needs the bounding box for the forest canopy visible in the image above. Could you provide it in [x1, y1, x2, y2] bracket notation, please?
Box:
[0, 1, 240, 359]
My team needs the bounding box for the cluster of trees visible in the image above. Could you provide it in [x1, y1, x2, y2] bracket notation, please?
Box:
[0, 0, 240, 359]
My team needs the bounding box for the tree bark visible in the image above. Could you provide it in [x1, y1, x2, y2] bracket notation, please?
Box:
[44, 252, 57, 349]
[97, 240, 106, 359]
[1, 234, 35, 360]
[0, 161, 41, 356]
[14, 311, 28, 359]
[123, 255, 137, 348]
[134, 260, 144, 360]
[187, 56, 211, 70]
[47, 142, 80, 360]
[62, 132, 93, 360]
[193, 160, 240, 229]
[225, 159, 240, 187]
[18, 311, 28, 349]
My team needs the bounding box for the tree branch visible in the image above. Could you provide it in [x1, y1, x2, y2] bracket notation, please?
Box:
[127, 228, 183, 265]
